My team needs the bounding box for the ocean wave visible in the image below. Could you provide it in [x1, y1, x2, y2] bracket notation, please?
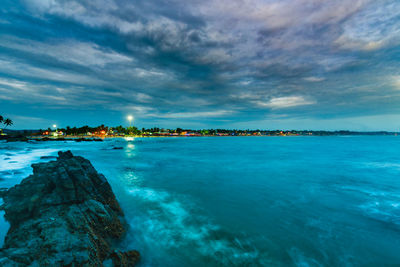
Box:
[126, 187, 267, 266]
[339, 185, 392, 197]
[359, 161, 400, 171]
[360, 200, 400, 226]
[340, 186, 400, 226]
[288, 247, 323, 267]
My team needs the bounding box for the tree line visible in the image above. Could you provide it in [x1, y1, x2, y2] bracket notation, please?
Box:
[40, 125, 140, 135]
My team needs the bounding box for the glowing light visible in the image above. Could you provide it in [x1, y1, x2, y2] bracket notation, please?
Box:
[127, 115, 134, 128]
[53, 124, 57, 128]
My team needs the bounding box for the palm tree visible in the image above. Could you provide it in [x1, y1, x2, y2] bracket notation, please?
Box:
[0, 115, 3, 124]
[3, 118, 13, 130]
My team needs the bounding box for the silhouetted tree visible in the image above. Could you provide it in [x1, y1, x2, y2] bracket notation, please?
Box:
[3, 118, 13, 130]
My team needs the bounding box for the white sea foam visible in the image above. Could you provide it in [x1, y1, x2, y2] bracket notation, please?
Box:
[340, 186, 400, 225]
[360, 200, 400, 225]
[339, 185, 388, 197]
[0, 148, 58, 172]
[360, 161, 400, 171]
[0, 146, 59, 185]
[127, 187, 262, 265]
[288, 247, 323, 267]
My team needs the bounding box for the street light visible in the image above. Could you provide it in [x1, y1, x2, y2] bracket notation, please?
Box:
[127, 115, 134, 127]
[52, 124, 58, 137]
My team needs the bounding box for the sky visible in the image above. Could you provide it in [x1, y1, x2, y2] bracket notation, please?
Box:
[0, 0, 400, 130]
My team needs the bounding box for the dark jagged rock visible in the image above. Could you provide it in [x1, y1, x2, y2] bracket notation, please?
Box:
[0, 151, 140, 266]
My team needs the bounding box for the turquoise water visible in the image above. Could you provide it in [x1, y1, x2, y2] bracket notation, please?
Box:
[1, 136, 400, 266]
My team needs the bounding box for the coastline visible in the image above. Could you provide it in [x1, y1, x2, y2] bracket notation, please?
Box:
[1, 132, 397, 143]
[26, 133, 400, 140]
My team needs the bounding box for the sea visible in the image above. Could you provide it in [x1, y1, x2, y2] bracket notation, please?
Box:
[1, 136, 400, 266]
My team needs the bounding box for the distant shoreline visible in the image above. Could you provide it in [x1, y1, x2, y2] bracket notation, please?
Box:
[3, 128, 400, 139]
[1, 133, 399, 143]
[30, 133, 399, 140]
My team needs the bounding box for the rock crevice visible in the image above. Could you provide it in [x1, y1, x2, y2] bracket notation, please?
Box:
[0, 151, 139, 266]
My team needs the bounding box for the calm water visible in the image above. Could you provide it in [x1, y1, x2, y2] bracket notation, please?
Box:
[1, 136, 400, 266]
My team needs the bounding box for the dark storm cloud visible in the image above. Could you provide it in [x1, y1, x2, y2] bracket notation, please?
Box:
[0, 0, 400, 129]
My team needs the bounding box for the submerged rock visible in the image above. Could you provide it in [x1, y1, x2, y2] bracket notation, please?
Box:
[74, 138, 104, 142]
[0, 151, 139, 266]
[4, 135, 29, 142]
[39, 155, 57, 160]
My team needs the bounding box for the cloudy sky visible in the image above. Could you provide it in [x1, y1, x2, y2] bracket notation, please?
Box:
[1, 0, 400, 130]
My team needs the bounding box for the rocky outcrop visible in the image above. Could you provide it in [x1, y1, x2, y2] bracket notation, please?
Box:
[0, 151, 139, 266]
